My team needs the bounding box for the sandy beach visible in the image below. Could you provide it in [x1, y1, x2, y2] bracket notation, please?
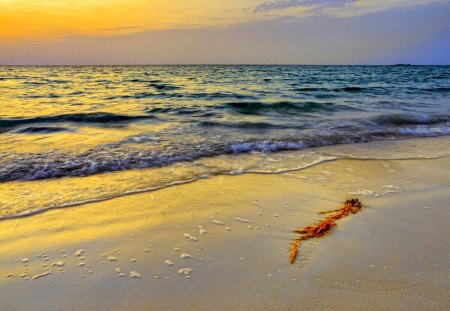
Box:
[2, 0, 450, 308]
[0, 137, 449, 310]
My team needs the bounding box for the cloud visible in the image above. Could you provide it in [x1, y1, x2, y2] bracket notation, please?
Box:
[1, 1, 448, 65]
[254, 0, 357, 13]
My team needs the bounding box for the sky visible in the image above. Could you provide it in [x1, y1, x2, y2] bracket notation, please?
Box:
[0, 0, 449, 64]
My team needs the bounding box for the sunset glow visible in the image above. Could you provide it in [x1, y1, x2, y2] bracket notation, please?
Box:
[0, 0, 448, 64]
[0, 0, 260, 40]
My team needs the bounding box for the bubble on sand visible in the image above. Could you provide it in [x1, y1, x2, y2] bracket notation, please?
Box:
[165, 260, 174, 266]
[32, 272, 52, 280]
[177, 268, 193, 277]
[74, 249, 85, 257]
[423, 206, 430, 209]
[247, 225, 253, 229]
[235, 217, 253, 223]
[180, 253, 192, 259]
[78, 262, 85, 267]
[173, 247, 180, 252]
[143, 249, 150, 253]
[118, 273, 126, 277]
[154, 275, 160, 279]
[130, 258, 137, 262]
[5, 273, 14, 278]
[199, 229, 207, 235]
[21, 258, 29, 263]
[183, 233, 198, 241]
[383, 190, 397, 195]
[130, 271, 141, 278]
[108, 256, 118, 262]
[225, 227, 232, 231]
[52, 261, 65, 267]
[240, 257, 244, 261]
[272, 214, 279, 217]
[382, 185, 402, 190]
[348, 189, 379, 196]
[212, 219, 224, 225]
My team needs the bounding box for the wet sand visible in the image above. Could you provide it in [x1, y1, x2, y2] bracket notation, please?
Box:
[0, 140, 449, 310]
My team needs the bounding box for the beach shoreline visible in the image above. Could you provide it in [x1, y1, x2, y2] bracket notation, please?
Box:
[0, 137, 449, 310]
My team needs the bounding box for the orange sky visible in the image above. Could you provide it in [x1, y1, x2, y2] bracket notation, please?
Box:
[1, 0, 441, 41]
[0, 0, 448, 64]
[0, 0, 264, 40]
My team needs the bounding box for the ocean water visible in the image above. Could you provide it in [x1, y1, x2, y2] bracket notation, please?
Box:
[0, 65, 449, 218]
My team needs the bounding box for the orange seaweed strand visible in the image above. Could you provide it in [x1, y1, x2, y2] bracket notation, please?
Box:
[289, 198, 362, 264]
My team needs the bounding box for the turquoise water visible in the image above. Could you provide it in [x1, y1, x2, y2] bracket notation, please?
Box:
[0, 65, 449, 182]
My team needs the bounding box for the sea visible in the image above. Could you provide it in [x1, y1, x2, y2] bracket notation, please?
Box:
[1, 65, 449, 218]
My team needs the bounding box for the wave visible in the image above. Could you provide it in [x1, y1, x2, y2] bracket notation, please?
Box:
[19, 93, 61, 99]
[199, 120, 302, 130]
[14, 126, 72, 134]
[338, 86, 372, 92]
[148, 83, 180, 91]
[124, 78, 148, 83]
[221, 101, 340, 115]
[229, 140, 306, 153]
[1, 122, 449, 182]
[399, 125, 450, 135]
[146, 106, 208, 116]
[296, 87, 326, 92]
[296, 86, 385, 93]
[186, 92, 256, 100]
[109, 90, 249, 100]
[374, 114, 449, 125]
[0, 112, 156, 132]
[409, 87, 450, 93]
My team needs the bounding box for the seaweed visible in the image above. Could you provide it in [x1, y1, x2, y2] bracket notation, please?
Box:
[289, 198, 362, 264]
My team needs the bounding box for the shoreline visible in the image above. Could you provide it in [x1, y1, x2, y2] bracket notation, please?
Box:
[0, 137, 449, 310]
[1, 135, 449, 222]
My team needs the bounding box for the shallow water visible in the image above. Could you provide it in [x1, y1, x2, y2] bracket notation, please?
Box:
[0, 65, 449, 218]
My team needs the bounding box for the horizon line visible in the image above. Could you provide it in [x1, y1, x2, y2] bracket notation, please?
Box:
[1, 63, 449, 67]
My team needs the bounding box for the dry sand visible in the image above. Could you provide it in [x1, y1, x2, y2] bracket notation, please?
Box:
[0, 138, 449, 310]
